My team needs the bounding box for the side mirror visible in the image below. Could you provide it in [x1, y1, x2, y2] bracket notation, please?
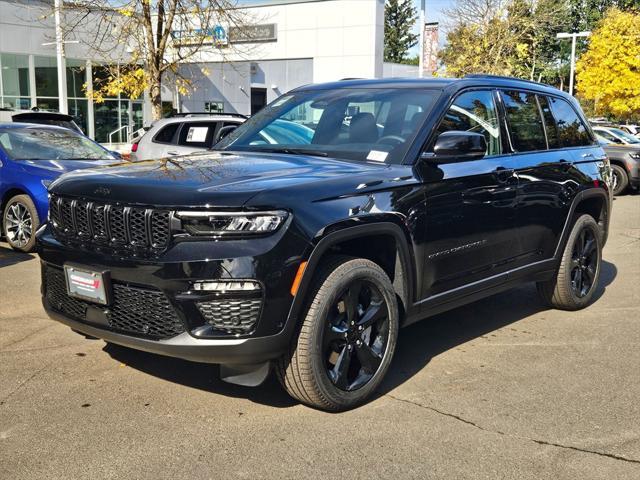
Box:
[215, 125, 238, 144]
[422, 131, 487, 163]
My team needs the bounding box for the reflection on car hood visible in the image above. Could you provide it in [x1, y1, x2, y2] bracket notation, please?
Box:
[48, 151, 400, 207]
[21, 158, 123, 174]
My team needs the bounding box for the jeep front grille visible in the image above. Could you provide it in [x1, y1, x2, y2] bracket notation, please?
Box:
[50, 194, 171, 254]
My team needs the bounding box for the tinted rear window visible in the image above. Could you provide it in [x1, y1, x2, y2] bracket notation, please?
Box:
[547, 97, 592, 147]
[501, 90, 546, 152]
[153, 123, 179, 144]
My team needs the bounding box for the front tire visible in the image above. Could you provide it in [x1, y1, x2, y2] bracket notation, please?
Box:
[276, 256, 399, 411]
[3, 194, 39, 253]
[610, 164, 629, 196]
[537, 214, 602, 310]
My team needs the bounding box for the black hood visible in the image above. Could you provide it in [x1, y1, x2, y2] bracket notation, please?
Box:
[49, 151, 405, 207]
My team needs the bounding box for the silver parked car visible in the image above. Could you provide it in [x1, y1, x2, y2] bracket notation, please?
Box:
[130, 113, 247, 161]
[592, 126, 640, 146]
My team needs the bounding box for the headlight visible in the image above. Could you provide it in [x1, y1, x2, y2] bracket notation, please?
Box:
[176, 210, 288, 236]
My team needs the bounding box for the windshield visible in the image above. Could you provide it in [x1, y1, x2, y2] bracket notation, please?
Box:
[0, 128, 114, 160]
[215, 88, 441, 163]
[610, 127, 640, 144]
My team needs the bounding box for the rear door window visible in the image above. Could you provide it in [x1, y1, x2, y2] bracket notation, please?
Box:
[501, 90, 546, 152]
[546, 97, 593, 147]
[177, 122, 218, 148]
[537, 96, 559, 149]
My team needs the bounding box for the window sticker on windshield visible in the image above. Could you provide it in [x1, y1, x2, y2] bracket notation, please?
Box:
[186, 127, 208, 143]
[367, 150, 388, 162]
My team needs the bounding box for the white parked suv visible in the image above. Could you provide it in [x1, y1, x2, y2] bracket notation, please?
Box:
[130, 113, 247, 161]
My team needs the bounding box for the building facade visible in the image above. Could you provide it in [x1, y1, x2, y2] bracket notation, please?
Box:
[0, 0, 399, 142]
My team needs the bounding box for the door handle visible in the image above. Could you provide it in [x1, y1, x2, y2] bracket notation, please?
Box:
[166, 151, 179, 156]
[493, 167, 515, 184]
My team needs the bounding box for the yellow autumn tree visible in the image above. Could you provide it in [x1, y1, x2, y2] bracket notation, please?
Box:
[576, 8, 640, 120]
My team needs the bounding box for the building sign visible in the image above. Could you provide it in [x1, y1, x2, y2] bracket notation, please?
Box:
[171, 25, 227, 46]
[205, 101, 224, 113]
[229, 24, 277, 44]
[422, 22, 439, 76]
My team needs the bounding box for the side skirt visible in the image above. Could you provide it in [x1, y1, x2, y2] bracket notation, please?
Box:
[402, 259, 557, 327]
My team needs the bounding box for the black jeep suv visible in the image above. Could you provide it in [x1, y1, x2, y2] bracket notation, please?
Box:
[38, 76, 612, 411]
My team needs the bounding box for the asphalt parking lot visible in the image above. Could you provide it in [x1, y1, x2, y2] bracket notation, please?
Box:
[1, 195, 639, 480]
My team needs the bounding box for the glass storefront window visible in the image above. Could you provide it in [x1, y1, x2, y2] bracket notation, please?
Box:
[35, 56, 58, 97]
[1, 97, 31, 110]
[67, 60, 87, 98]
[68, 98, 88, 134]
[1, 53, 30, 98]
[94, 100, 121, 143]
[132, 102, 144, 131]
[36, 98, 60, 112]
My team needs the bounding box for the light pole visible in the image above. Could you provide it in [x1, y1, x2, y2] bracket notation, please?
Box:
[556, 31, 591, 96]
[418, 0, 425, 78]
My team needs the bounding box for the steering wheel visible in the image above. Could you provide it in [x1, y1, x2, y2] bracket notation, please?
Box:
[376, 135, 405, 146]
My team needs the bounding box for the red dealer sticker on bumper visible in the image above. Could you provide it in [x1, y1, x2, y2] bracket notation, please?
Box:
[64, 265, 109, 305]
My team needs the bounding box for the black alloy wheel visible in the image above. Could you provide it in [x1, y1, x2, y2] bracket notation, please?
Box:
[276, 256, 399, 411]
[569, 227, 598, 298]
[323, 280, 390, 392]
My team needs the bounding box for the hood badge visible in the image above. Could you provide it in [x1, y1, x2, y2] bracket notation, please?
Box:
[94, 186, 111, 196]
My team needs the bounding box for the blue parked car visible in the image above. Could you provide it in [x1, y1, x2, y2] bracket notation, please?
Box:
[0, 123, 121, 252]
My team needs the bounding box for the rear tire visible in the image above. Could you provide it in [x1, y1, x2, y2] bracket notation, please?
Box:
[2, 194, 39, 253]
[610, 164, 628, 196]
[276, 256, 399, 411]
[537, 214, 602, 311]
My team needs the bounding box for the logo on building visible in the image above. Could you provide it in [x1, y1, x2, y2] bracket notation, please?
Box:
[171, 25, 227, 46]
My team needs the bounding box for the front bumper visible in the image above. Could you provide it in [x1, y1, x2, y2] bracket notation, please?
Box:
[43, 304, 291, 365]
[38, 224, 310, 365]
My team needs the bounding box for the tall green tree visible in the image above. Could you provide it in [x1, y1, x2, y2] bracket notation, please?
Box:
[569, 0, 640, 31]
[439, 0, 570, 85]
[384, 0, 419, 63]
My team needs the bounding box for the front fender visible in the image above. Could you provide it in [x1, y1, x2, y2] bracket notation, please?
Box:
[283, 219, 417, 334]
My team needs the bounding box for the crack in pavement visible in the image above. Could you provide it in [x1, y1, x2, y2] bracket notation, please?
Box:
[0, 324, 55, 350]
[385, 393, 640, 465]
[0, 363, 50, 406]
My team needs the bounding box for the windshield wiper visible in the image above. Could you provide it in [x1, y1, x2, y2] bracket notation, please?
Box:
[252, 147, 328, 157]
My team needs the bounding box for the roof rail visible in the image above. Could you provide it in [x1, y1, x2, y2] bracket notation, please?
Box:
[463, 74, 551, 88]
[169, 112, 248, 119]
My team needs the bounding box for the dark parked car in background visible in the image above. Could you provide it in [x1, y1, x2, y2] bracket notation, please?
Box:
[38, 76, 611, 410]
[0, 124, 121, 252]
[0, 109, 84, 134]
[596, 134, 640, 195]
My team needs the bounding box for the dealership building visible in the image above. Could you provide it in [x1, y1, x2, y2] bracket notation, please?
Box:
[0, 0, 419, 143]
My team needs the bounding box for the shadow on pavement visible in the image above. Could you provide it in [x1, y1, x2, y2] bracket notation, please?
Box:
[0, 244, 34, 268]
[102, 260, 617, 410]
